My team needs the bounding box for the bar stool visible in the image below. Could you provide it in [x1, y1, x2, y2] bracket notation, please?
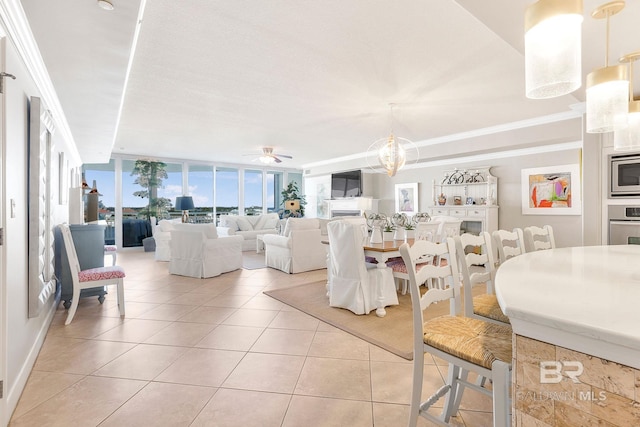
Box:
[400, 238, 512, 427]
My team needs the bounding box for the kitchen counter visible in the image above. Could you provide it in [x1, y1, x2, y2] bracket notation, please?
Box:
[495, 245, 640, 426]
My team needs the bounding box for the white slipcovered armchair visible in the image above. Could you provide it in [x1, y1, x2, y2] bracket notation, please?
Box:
[153, 218, 182, 261]
[262, 218, 327, 274]
[169, 223, 243, 278]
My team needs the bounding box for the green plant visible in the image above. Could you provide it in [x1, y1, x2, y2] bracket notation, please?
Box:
[131, 160, 172, 221]
[280, 181, 307, 217]
[383, 219, 394, 232]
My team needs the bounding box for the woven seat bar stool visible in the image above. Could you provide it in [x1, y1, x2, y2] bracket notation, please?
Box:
[455, 232, 509, 325]
[400, 237, 512, 427]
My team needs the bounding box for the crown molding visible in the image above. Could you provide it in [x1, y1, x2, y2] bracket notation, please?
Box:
[0, 0, 80, 164]
[301, 109, 584, 170]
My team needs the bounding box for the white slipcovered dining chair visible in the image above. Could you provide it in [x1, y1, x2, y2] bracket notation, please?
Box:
[492, 228, 526, 267]
[400, 238, 512, 427]
[326, 220, 398, 316]
[523, 225, 555, 252]
[59, 224, 125, 325]
[455, 232, 509, 325]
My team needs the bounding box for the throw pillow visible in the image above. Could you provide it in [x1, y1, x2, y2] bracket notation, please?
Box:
[246, 215, 260, 228]
[235, 216, 253, 231]
[256, 213, 279, 230]
[220, 216, 239, 231]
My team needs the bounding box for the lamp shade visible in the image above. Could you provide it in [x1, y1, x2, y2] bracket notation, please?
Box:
[285, 200, 300, 211]
[175, 196, 194, 211]
[614, 101, 640, 151]
[586, 65, 629, 133]
[525, 0, 583, 99]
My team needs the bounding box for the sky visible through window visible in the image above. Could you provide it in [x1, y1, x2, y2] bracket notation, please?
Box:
[85, 168, 275, 209]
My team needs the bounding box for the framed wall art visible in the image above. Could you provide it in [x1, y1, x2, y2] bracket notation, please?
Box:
[395, 182, 418, 214]
[521, 164, 581, 215]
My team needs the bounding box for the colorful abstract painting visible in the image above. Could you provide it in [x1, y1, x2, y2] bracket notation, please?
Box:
[521, 164, 581, 215]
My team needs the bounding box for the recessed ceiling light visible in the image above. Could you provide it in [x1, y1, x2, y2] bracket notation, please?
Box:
[97, 0, 114, 11]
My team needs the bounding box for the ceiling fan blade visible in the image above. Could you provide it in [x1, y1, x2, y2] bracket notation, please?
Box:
[274, 157, 282, 163]
[274, 153, 293, 159]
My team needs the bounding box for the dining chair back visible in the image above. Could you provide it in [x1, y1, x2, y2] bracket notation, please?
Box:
[326, 220, 398, 316]
[388, 221, 441, 294]
[492, 228, 526, 266]
[438, 219, 463, 242]
[400, 237, 512, 427]
[415, 222, 440, 242]
[455, 232, 509, 325]
[523, 225, 556, 252]
[59, 224, 125, 325]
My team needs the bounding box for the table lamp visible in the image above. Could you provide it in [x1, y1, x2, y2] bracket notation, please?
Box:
[175, 196, 194, 223]
[285, 199, 300, 216]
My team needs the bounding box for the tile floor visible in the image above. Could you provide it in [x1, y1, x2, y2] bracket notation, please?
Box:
[9, 249, 494, 426]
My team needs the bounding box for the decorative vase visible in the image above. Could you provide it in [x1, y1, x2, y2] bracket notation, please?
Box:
[383, 231, 394, 241]
[405, 229, 415, 240]
[370, 224, 383, 244]
[393, 227, 405, 240]
[438, 193, 447, 206]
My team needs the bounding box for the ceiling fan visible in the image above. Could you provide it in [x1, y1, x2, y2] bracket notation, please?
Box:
[246, 147, 293, 164]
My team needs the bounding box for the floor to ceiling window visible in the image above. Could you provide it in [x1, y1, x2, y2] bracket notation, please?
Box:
[215, 167, 239, 221]
[82, 160, 115, 244]
[267, 170, 283, 213]
[243, 169, 263, 215]
[188, 164, 214, 222]
[158, 162, 184, 219]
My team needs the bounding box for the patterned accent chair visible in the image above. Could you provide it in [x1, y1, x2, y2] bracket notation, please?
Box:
[59, 224, 125, 325]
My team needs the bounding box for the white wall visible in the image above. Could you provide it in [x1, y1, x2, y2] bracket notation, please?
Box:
[3, 29, 77, 423]
[304, 115, 596, 249]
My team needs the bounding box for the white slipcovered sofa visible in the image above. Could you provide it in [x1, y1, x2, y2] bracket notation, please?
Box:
[217, 213, 280, 251]
[169, 223, 243, 278]
[153, 218, 182, 261]
[262, 218, 329, 274]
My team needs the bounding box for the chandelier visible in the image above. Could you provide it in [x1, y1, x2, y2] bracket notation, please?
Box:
[366, 104, 419, 177]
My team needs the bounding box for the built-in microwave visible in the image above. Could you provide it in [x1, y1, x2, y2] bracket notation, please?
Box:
[610, 153, 640, 197]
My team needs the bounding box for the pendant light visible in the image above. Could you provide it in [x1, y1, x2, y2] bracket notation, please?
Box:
[586, 1, 629, 134]
[525, 0, 583, 99]
[366, 104, 419, 177]
[614, 51, 640, 151]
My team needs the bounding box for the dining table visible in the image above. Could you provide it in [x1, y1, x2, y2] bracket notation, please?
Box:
[362, 238, 415, 267]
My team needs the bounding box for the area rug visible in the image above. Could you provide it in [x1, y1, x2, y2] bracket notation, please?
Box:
[242, 252, 267, 270]
[264, 280, 452, 360]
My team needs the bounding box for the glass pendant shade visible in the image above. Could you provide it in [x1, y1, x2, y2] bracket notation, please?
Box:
[614, 101, 640, 151]
[378, 134, 406, 177]
[525, 0, 583, 99]
[586, 65, 629, 133]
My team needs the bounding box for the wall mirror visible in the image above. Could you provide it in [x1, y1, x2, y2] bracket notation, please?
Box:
[28, 96, 56, 317]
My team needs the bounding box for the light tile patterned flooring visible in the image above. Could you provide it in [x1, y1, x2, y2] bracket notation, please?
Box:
[9, 249, 493, 426]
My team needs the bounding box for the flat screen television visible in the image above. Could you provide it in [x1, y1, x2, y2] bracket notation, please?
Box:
[331, 170, 362, 198]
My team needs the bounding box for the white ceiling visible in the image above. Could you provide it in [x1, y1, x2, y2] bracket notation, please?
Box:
[18, 0, 640, 168]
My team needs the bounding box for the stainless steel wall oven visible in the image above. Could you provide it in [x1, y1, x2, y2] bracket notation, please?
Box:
[608, 206, 640, 245]
[609, 153, 640, 197]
